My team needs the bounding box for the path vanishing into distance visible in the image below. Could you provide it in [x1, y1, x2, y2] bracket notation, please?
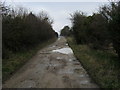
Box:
[3, 37, 98, 88]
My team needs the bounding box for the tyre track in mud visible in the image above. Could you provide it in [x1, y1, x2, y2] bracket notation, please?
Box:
[3, 37, 99, 88]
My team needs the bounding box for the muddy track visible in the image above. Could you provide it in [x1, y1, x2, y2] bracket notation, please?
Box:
[3, 37, 98, 88]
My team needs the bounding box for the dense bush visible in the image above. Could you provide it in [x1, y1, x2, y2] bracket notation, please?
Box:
[60, 26, 71, 36]
[100, 2, 120, 58]
[70, 2, 120, 58]
[70, 11, 110, 49]
[1, 4, 57, 59]
[88, 13, 110, 49]
[70, 11, 88, 44]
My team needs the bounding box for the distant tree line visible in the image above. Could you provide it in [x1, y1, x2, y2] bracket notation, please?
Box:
[1, 3, 58, 59]
[60, 26, 72, 36]
[61, 1, 120, 59]
[70, 12, 110, 49]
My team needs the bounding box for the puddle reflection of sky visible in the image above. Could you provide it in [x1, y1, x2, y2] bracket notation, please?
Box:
[52, 48, 73, 54]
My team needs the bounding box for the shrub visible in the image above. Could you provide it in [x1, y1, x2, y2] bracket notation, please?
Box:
[2, 4, 57, 59]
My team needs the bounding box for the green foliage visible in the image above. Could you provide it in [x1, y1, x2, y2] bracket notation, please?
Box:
[60, 26, 71, 36]
[3, 38, 57, 82]
[70, 11, 110, 49]
[1, 3, 57, 82]
[67, 37, 120, 88]
[88, 14, 110, 49]
[70, 11, 88, 44]
[100, 2, 120, 58]
[67, 2, 120, 88]
[2, 4, 57, 59]
[70, 2, 120, 59]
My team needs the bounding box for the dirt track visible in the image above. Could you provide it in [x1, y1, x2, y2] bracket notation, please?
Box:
[3, 37, 98, 88]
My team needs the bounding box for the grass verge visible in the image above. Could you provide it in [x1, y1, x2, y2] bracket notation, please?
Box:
[2, 38, 57, 82]
[67, 37, 120, 88]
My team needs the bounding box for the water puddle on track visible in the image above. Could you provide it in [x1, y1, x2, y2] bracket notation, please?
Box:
[52, 47, 73, 54]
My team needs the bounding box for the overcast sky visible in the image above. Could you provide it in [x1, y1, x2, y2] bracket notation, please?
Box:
[3, 0, 110, 34]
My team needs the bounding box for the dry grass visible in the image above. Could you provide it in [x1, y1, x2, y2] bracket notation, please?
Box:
[67, 37, 120, 88]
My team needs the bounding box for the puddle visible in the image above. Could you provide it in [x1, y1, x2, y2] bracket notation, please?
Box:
[79, 80, 89, 84]
[52, 48, 73, 54]
[69, 59, 72, 61]
[59, 69, 74, 74]
[48, 62, 61, 67]
[52, 46, 55, 47]
[79, 75, 85, 77]
[66, 43, 68, 46]
[57, 57, 62, 59]
[58, 67, 74, 74]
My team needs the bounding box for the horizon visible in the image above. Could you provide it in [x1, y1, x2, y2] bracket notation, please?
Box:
[3, 1, 110, 34]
